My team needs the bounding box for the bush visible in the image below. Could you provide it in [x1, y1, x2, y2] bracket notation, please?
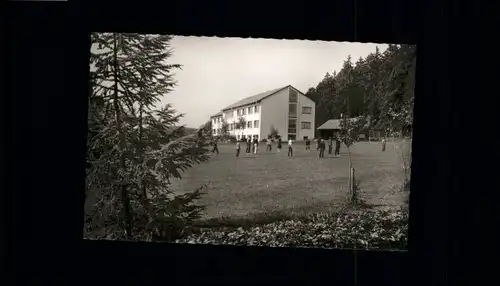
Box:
[176, 208, 408, 250]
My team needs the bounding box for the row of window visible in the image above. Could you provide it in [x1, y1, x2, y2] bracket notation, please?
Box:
[212, 120, 260, 134]
[231, 120, 260, 130]
[288, 104, 312, 117]
[236, 134, 259, 140]
[214, 105, 310, 125]
[212, 116, 222, 125]
[213, 120, 310, 135]
[287, 120, 312, 134]
[236, 105, 260, 117]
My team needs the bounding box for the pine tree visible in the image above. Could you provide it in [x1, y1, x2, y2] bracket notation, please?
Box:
[86, 33, 211, 241]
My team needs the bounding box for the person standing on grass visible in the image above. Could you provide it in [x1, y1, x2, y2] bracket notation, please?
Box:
[254, 136, 259, 154]
[212, 138, 219, 154]
[252, 136, 256, 153]
[381, 137, 386, 152]
[334, 136, 341, 156]
[328, 136, 333, 155]
[317, 138, 326, 158]
[246, 137, 251, 154]
[266, 138, 272, 152]
[305, 138, 311, 151]
[277, 136, 282, 152]
[236, 140, 241, 157]
[288, 138, 294, 157]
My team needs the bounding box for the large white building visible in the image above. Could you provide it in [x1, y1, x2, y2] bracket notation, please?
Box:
[210, 85, 316, 141]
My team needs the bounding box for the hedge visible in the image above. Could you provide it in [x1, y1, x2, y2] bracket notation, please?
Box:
[176, 207, 408, 250]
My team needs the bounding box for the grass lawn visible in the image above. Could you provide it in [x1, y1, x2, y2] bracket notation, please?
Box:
[170, 140, 410, 226]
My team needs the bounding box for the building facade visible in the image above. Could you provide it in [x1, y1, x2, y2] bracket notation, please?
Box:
[210, 85, 315, 141]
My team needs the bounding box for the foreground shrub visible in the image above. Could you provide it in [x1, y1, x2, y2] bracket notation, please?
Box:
[176, 208, 408, 250]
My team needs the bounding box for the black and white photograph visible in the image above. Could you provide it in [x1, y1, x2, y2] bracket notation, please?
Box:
[85, 33, 415, 250]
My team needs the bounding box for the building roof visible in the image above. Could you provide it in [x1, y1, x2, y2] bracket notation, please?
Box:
[317, 117, 361, 130]
[210, 111, 223, 118]
[221, 85, 290, 111]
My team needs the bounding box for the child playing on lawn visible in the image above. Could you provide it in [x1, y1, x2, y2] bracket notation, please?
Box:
[255, 137, 260, 154]
[236, 140, 241, 157]
[266, 138, 272, 152]
[305, 138, 311, 151]
[334, 137, 341, 156]
[328, 136, 333, 154]
[317, 138, 326, 158]
[211, 139, 219, 154]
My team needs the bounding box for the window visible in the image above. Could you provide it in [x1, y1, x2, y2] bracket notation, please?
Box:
[247, 121, 252, 128]
[288, 119, 297, 134]
[289, 103, 297, 117]
[289, 89, 298, 103]
[254, 120, 259, 128]
[302, 106, 312, 114]
[301, 122, 312, 130]
[242, 108, 246, 115]
[213, 129, 216, 134]
[213, 119, 216, 125]
[289, 135, 296, 140]
[237, 109, 241, 116]
[254, 106, 259, 113]
[248, 107, 253, 114]
[217, 128, 221, 134]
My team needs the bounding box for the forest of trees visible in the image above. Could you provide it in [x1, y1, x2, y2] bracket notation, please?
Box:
[305, 44, 416, 137]
[85, 33, 212, 242]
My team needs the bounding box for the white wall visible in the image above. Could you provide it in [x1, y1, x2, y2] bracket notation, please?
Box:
[260, 88, 289, 140]
[297, 93, 316, 140]
[211, 115, 223, 136]
[223, 104, 262, 139]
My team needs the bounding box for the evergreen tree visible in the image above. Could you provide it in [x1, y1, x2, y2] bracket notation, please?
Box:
[220, 119, 230, 139]
[86, 33, 211, 241]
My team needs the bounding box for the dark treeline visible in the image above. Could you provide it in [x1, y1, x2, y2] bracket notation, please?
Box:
[305, 44, 416, 136]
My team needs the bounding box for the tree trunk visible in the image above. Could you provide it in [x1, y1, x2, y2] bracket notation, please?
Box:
[347, 147, 352, 193]
[137, 101, 155, 219]
[112, 33, 132, 239]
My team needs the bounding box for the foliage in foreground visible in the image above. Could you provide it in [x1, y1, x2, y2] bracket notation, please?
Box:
[176, 208, 408, 250]
[85, 33, 211, 242]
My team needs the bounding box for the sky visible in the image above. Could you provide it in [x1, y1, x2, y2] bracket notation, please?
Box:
[158, 37, 388, 128]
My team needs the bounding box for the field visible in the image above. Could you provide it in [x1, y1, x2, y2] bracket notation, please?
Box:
[171, 140, 410, 225]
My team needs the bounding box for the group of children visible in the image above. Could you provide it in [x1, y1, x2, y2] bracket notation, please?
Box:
[304, 137, 341, 158]
[212, 135, 388, 158]
[232, 135, 341, 159]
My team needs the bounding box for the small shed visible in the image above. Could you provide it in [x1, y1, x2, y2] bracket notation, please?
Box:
[317, 117, 374, 140]
[317, 119, 342, 139]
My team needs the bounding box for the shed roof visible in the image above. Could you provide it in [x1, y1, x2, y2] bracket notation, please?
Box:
[317, 119, 341, 130]
[317, 117, 361, 130]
